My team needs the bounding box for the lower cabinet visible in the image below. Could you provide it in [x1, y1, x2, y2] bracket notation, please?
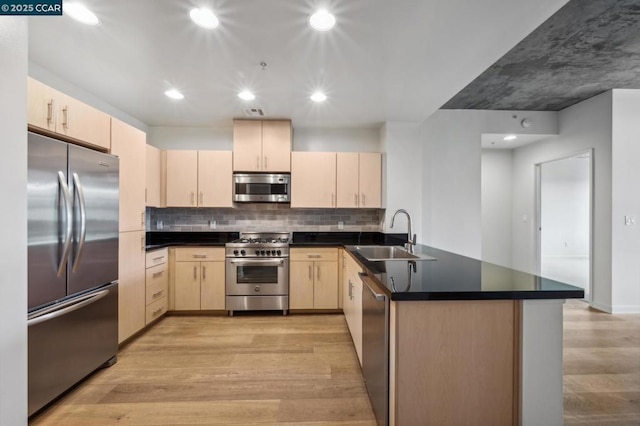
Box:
[343, 250, 363, 365]
[171, 247, 225, 311]
[145, 248, 168, 325]
[290, 248, 339, 309]
[118, 230, 146, 343]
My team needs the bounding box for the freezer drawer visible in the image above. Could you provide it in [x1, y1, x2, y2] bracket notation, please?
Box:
[28, 282, 118, 416]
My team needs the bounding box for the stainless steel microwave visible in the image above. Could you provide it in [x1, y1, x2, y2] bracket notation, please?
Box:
[233, 173, 291, 203]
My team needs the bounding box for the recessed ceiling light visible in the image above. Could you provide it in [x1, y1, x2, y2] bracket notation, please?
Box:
[63, 2, 99, 25]
[238, 90, 256, 101]
[164, 89, 184, 100]
[309, 10, 336, 31]
[310, 91, 327, 102]
[190, 8, 219, 29]
[503, 135, 517, 141]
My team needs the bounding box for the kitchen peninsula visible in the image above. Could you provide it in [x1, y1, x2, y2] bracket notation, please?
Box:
[147, 231, 583, 426]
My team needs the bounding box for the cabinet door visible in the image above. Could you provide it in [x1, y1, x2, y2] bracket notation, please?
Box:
[290, 261, 314, 309]
[198, 151, 233, 207]
[118, 231, 146, 343]
[27, 77, 58, 132]
[145, 144, 162, 207]
[200, 261, 225, 310]
[336, 152, 360, 208]
[262, 120, 291, 172]
[358, 153, 382, 208]
[55, 92, 111, 150]
[314, 261, 339, 309]
[166, 150, 198, 207]
[233, 120, 262, 172]
[291, 152, 337, 208]
[174, 261, 201, 310]
[111, 118, 146, 232]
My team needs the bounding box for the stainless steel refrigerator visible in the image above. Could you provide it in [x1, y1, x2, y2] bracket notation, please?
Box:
[27, 131, 119, 416]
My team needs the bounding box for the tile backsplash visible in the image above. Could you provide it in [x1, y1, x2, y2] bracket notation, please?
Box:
[147, 204, 384, 232]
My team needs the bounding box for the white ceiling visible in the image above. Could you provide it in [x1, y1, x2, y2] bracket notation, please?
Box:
[28, 0, 570, 128]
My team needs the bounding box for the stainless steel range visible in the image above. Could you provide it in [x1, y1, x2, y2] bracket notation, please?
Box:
[225, 232, 291, 315]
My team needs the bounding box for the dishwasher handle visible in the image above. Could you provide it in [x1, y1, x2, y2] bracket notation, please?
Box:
[359, 272, 386, 301]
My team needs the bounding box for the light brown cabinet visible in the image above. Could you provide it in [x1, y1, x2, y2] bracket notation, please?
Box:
[111, 118, 146, 232]
[342, 251, 363, 364]
[291, 152, 337, 208]
[290, 248, 339, 309]
[171, 247, 225, 311]
[118, 230, 146, 343]
[336, 152, 382, 208]
[145, 248, 168, 325]
[145, 144, 163, 207]
[165, 150, 232, 207]
[233, 119, 291, 172]
[27, 77, 111, 151]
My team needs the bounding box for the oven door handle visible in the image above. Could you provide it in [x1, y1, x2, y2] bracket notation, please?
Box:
[229, 259, 285, 266]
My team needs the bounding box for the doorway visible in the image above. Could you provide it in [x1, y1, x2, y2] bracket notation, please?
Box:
[536, 150, 592, 300]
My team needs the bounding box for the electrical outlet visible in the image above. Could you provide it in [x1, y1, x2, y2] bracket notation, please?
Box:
[209, 220, 217, 230]
[625, 215, 636, 226]
[156, 220, 163, 230]
[338, 221, 344, 230]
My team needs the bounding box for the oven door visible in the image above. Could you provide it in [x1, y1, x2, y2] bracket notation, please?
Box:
[226, 258, 289, 296]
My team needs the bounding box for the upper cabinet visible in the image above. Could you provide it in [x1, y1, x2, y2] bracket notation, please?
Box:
[233, 119, 291, 172]
[336, 152, 382, 208]
[110, 118, 147, 232]
[165, 150, 232, 208]
[27, 77, 111, 151]
[291, 152, 337, 208]
[145, 144, 163, 207]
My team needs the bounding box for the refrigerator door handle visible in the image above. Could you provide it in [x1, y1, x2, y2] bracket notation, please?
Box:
[27, 288, 110, 327]
[71, 172, 87, 272]
[57, 171, 73, 277]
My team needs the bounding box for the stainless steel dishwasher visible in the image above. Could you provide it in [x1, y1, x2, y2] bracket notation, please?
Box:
[360, 272, 390, 426]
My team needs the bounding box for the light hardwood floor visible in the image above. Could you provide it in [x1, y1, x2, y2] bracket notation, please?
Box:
[31, 301, 639, 425]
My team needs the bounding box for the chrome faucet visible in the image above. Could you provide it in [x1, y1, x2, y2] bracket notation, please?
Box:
[390, 209, 416, 253]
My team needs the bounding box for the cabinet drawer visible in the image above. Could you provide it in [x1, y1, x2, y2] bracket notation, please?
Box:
[146, 296, 167, 324]
[146, 264, 168, 306]
[290, 247, 338, 262]
[146, 248, 168, 267]
[174, 247, 224, 262]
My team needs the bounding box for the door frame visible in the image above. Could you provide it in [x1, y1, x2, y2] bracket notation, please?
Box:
[534, 148, 594, 301]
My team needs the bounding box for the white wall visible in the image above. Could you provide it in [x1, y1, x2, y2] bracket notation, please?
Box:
[292, 127, 381, 152]
[421, 110, 559, 258]
[611, 89, 640, 313]
[380, 122, 423, 238]
[0, 18, 28, 426]
[29, 61, 148, 133]
[481, 149, 513, 267]
[148, 126, 232, 150]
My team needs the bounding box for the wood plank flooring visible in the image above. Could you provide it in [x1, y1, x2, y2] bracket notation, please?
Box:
[563, 299, 640, 425]
[30, 301, 640, 425]
[31, 314, 376, 425]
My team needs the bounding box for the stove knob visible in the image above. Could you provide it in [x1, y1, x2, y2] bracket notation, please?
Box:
[260, 250, 266, 256]
[240, 250, 246, 256]
[276, 250, 282, 256]
[271, 250, 276, 256]
[255, 249, 259, 255]
[233, 250, 239, 256]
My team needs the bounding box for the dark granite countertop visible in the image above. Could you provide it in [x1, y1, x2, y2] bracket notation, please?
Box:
[345, 245, 585, 301]
[145, 232, 239, 250]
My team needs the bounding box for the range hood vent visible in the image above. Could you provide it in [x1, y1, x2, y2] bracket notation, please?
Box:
[244, 108, 265, 117]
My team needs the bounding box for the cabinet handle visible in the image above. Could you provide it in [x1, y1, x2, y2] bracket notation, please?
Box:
[152, 271, 164, 278]
[152, 307, 163, 317]
[191, 192, 195, 206]
[141, 211, 145, 227]
[331, 193, 335, 207]
[199, 192, 204, 205]
[202, 265, 206, 280]
[152, 290, 164, 299]
[192, 254, 206, 259]
[308, 264, 312, 280]
[362, 194, 366, 206]
[193, 265, 197, 280]
[354, 194, 358, 206]
[141, 236, 145, 250]
[145, 188, 148, 203]
[47, 99, 54, 124]
[307, 254, 321, 259]
[62, 105, 69, 129]
[264, 156, 268, 169]
[317, 265, 320, 280]
[153, 256, 164, 261]
[256, 156, 260, 170]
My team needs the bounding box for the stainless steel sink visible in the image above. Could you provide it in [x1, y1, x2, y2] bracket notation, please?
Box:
[353, 246, 437, 261]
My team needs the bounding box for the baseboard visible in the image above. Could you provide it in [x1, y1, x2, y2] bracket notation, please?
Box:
[611, 305, 640, 314]
[589, 300, 612, 313]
